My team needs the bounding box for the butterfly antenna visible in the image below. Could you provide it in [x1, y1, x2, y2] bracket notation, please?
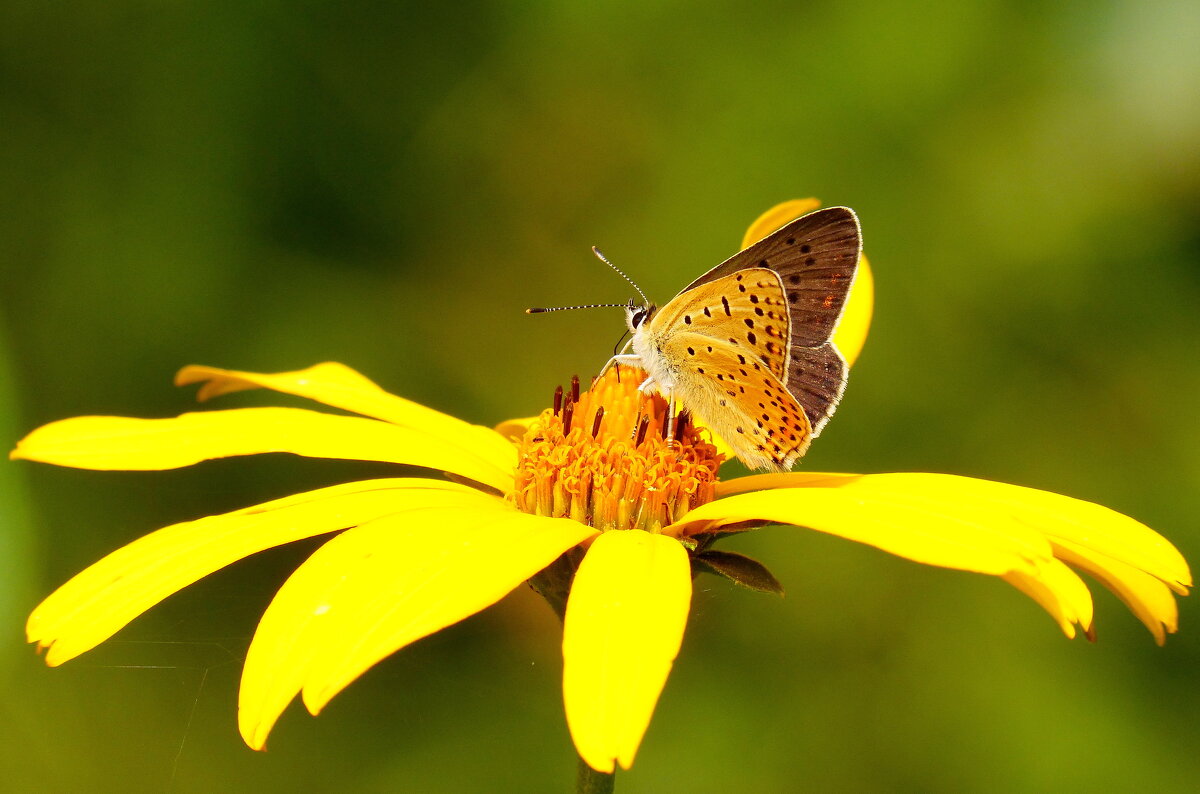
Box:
[525, 302, 629, 314]
[591, 246, 650, 306]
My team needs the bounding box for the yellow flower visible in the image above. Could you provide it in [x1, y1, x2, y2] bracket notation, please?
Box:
[13, 203, 1189, 777]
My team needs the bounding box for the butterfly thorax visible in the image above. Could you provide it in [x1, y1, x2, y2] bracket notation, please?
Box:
[625, 301, 685, 399]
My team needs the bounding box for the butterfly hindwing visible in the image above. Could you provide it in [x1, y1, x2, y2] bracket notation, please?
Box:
[786, 342, 848, 438]
[650, 268, 792, 381]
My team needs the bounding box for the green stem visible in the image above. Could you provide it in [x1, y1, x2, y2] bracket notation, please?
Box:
[576, 758, 615, 794]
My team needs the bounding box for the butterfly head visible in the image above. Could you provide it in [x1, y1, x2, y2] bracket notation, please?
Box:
[624, 299, 657, 333]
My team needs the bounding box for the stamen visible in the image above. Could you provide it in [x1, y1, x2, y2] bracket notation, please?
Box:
[635, 414, 650, 447]
[512, 367, 723, 533]
[674, 410, 689, 442]
[570, 375, 580, 405]
[553, 385, 563, 416]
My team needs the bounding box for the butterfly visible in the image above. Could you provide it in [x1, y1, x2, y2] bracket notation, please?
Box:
[609, 206, 861, 471]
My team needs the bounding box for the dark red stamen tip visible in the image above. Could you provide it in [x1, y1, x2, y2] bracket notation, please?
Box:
[674, 410, 690, 442]
[635, 414, 650, 447]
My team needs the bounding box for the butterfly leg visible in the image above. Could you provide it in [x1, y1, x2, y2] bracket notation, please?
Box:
[602, 353, 642, 378]
[626, 368, 678, 445]
[664, 390, 678, 449]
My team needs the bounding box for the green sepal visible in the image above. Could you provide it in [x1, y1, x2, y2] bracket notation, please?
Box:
[692, 549, 785, 596]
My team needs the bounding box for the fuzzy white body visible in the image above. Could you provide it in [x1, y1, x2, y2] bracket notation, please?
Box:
[625, 320, 676, 397]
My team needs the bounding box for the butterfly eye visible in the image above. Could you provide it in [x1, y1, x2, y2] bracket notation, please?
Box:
[630, 308, 647, 327]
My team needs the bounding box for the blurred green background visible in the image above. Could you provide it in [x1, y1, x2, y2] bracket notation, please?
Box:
[3, 1, 1198, 791]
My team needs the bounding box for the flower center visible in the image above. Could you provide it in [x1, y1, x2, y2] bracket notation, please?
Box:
[512, 368, 724, 532]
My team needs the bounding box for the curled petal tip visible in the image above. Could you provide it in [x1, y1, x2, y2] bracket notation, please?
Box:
[238, 711, 273, 752]
[174, 367, 217, 401]
[300, 687, 341, 720]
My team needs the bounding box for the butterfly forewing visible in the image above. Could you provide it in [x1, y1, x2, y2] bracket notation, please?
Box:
[682, 206, 861, 348]
[649, 268, 793, 380]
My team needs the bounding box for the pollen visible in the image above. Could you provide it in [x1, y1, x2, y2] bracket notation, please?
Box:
[512, 368, 723, 533]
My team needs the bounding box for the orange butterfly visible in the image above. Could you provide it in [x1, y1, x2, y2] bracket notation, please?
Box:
[610, 207, 861, 470]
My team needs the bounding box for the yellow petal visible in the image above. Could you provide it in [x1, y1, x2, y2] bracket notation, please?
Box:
[301, 510, 596, 713]
[833, 252, 873, 368]
[739, 200, 873, 367]
[1051, 539, 1179, 645]
[715, 472, 1189, 587]
[705, 472, 1188, 638]
[842, 474, 1189, 591]
[563, 530, 691, 773]
[1002, 557, 1095, 639]
[675, 474, 1054, 577]
[12, 407, 514, 493]
[27, 478, 488, 666]
[715, 472, 858, 498]
[239, 505, 595, 749]
[914, 475, 1191, 593]
[177, 363, 516, 474]
[702, 426, 737, 464]
[493, 416, 538, 443]
[178, 361, 383, 402]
